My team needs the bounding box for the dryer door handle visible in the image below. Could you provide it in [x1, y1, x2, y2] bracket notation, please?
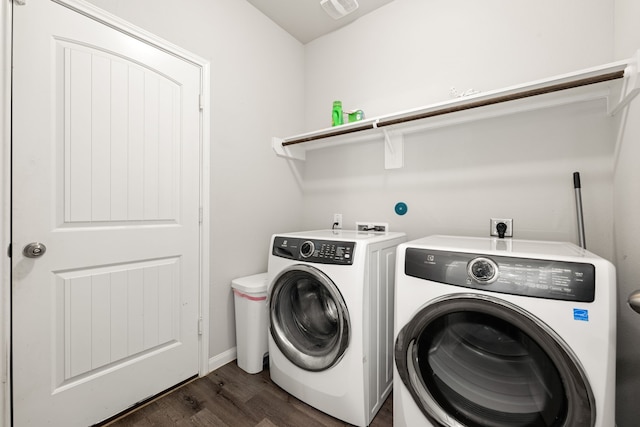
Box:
[628, 290, 640, 315]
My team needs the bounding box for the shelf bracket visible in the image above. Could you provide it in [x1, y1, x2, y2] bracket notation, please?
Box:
[609, 50, 640, 116]
[272, 137, 305, 161]
[382, 128, 404, 169]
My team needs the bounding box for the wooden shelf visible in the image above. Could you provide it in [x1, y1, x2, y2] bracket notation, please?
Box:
[273, 51, 640, 169]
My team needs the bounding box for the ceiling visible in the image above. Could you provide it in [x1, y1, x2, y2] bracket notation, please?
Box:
[246, 0, 396, 44]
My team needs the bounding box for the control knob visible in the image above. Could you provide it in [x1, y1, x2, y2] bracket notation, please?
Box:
[468, 257, 499, 284]
[300, 241, 315, 258]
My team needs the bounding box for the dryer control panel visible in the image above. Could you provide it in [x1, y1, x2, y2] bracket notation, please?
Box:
[272, 236, 355, 265]
[405, 248, 596, 302]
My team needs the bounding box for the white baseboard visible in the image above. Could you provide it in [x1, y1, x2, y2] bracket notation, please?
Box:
[207, 347, 237, 374]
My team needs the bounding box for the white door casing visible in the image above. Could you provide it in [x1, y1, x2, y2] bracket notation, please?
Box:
[0, 1, 11, 426]
[10, 1, 210, 425]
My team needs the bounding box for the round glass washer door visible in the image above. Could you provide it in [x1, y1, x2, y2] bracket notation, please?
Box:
[269, 264, 350, 372]
[395, 294, 594, 427]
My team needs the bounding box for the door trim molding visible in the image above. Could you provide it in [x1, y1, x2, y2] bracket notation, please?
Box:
[3, 1, 212, 423]
[1, 1, 12, 425]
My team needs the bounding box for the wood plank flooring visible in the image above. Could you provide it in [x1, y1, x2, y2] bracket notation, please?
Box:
[105, 361, 393, 427]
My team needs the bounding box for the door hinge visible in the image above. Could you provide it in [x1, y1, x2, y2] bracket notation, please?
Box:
[198, 94, 204, 111]
[6, 244, 11, 258]
[198, 317, 203, 336]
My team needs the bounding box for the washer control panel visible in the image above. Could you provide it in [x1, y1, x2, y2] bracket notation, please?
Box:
[273, 236, 355, 265]
[405, 248, 596, 302]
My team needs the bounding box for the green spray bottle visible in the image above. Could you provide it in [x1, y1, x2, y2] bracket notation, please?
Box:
[332, 100, 343, 126]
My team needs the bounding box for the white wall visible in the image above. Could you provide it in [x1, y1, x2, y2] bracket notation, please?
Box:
[84, 0, 306, 359]
[302, 0, 616, 257]
[305, 0, 614, 130]
[612, 96, 640, 427]
[614, 0, 640, 60]
[613, 1, 640, 426]
[300, 100, 616, 257]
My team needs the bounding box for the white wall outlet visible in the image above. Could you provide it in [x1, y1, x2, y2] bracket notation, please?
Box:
[356, 222, 388, 232]
[490, 218, 513, 238]
[333, 213, 343, 229]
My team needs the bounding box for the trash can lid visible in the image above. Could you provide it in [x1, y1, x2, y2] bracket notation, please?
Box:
[231, 272, 268, 295]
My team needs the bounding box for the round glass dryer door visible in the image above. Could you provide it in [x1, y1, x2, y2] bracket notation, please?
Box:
[395, 295, 594, 427]
[269, 264, 350, 372]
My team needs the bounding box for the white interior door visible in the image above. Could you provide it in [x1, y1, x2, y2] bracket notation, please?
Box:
[12, 1, 204, 425]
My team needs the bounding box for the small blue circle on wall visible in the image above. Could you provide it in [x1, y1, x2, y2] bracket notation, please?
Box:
[395, 202, 408, 216]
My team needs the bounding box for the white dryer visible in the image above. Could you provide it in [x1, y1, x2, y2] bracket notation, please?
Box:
[394, 235, 616, 427]
[267, 230, 406, 426]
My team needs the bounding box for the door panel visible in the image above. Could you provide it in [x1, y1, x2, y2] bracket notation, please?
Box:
[53, 257, 181, 385]
[59, 41, 182, 224]
[12, 1, 203, 425]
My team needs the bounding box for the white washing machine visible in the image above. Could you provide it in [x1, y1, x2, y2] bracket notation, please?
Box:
[394, 235, 616, 427]
[267, 229, 406, 426]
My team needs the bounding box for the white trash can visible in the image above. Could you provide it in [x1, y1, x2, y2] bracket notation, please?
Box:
[231, 272, 269, 374]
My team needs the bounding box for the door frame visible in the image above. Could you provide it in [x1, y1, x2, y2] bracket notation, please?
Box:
[1, 1, 12, 425]
[0, 1, 211, 424]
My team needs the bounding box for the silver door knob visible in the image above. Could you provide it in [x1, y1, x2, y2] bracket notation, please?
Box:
[629, 290, 640, 315]
[23, 242, 46, 258]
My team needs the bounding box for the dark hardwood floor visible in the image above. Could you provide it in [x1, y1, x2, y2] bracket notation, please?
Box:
[105, 361, 393, 427]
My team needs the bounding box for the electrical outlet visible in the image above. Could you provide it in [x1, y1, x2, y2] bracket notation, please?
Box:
[490, 218, 513, 238]
[356, 222, 388, 232]
[333, 213, 343, 229]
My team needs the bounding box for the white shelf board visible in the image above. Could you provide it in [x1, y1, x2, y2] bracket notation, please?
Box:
[273, 53, 640, 169]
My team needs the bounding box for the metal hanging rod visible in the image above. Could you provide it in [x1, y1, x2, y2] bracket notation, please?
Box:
[376, 71, 624, 128]
[281, 69, 625, 148]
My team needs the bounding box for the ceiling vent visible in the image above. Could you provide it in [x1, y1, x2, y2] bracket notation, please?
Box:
[320, 0, 360, 20]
